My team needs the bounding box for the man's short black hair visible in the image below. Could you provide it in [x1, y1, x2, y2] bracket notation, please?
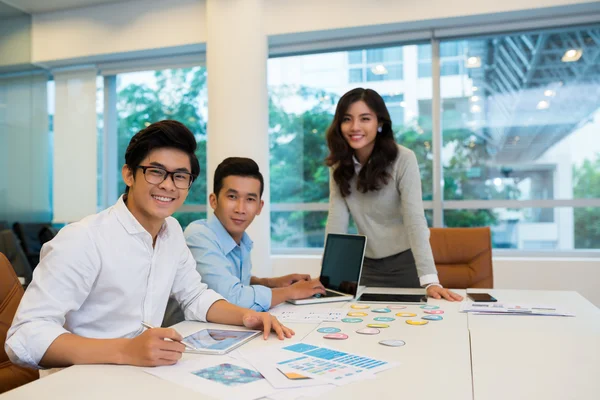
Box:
[124, 120, 200, 195]
[213, 157, 264, 198]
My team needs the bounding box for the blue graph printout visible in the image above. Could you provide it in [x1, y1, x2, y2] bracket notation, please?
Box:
[276, 343, 392, 383]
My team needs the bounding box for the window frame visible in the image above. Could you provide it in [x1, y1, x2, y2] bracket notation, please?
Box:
[267, 21, 600, 256]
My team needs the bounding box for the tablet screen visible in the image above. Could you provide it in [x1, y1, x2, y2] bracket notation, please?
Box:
[183, 329, 259, 352]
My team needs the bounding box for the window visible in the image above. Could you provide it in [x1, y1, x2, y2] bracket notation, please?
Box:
[268, 44, 428, 249]
[113, 67, 208, 228]
[269, 24, 600, 252]
[418, 42, 464, 78]
[439, 26, 600, 249]
[347, 46, 404, 83]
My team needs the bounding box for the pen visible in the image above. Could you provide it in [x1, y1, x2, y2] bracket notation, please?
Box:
[141, 321, 198, 351]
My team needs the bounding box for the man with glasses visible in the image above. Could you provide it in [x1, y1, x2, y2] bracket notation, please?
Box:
[6, 120, 293, 371]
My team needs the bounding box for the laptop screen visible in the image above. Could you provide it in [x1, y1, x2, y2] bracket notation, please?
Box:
[319, 234, 366, 296]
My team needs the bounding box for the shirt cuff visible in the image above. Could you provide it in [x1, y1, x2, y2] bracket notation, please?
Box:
[6, 323, 70, 369]
[252, 284, 272, 312]
[184, 289, 225, 322]
[419, 274, 440, 287]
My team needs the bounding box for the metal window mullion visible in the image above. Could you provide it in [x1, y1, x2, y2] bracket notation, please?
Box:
[444, 199, 600, 209]
[431, 38, 443, 227]
[103, 75, 118, 208]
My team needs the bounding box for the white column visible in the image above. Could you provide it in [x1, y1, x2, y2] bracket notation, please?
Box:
[206, 0, 271, 277]
[52, 67, 98, 223]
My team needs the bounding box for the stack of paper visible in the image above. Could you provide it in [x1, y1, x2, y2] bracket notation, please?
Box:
[460, 302, 575, 317]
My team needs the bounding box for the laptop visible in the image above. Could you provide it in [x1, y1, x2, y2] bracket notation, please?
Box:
[287, 233, 367, 305]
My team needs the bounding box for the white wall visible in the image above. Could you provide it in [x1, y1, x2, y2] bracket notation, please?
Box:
[0, 15, 31, 68]
[32, 0, 206, 65]
[30, 0, 600, 65]
[272, 255, 600, 307]
[264, 0, 600, 35]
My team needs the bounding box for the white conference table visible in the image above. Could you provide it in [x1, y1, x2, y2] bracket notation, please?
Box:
[2, 289, 598, 400]
[467, 289, 600, 400]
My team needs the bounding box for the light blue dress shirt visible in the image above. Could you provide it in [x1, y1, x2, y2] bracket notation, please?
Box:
[184, 216, 272, 311]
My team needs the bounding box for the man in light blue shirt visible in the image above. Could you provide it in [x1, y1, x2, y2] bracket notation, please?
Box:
[185, 157, 325, 311]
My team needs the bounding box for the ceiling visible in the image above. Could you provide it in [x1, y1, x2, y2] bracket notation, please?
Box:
[0, 0, 128, 14]
[0, 1, 26, 19]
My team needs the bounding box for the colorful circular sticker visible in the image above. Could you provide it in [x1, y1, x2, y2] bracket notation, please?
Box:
[356, 328, 380, 335]
[406, 319, 429, 326]
[347, 312, 368, 317]
[317, 327, 341, 333]
[395, 312, 417, 317]
[372, 308, 391, 313]
[350, 304, 370, 309]
[379, 339, 406, 347]
[422, 315, 443, 321]
[367, 323, 389, 328]
[342, 317, 363, 323]
[423, 310, 444, 315]
[420, 305, 440, 310]
[324, 333, 348, 340]
[373, 317, 395, 322]
[387, 305, 407, 310]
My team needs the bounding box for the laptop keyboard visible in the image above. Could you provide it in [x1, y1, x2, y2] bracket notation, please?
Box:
[315, 290, 344, 298]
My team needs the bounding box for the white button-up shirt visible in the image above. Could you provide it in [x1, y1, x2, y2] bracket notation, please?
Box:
[5, 196, 224, 369]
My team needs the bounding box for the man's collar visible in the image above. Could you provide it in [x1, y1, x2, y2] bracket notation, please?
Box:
[208, 214, 253, 254]
[114, 195, 169, 238]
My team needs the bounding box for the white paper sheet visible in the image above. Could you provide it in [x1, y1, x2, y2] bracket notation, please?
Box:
[143, 355, 276, 400]
[460, 301, 575, 316]
[270, 305, 344, 323]
[240, 342, 396, 386]
[266, 384, 337, 400]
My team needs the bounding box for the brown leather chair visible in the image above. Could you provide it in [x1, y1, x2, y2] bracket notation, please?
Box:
[429, 227, 493, 289]
[0, 252, 39, 393]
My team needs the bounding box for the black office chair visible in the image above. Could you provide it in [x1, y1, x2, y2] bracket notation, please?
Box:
[12, 223, 56, 269]
[0, 230, 33, 285]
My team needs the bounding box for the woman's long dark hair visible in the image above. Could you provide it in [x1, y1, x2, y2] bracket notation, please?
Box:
[325, 88, 398, 197]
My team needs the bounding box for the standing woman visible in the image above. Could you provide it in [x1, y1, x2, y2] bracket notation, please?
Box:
[325, 88, 462, 301]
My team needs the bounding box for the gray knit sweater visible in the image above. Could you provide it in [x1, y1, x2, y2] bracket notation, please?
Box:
[325, 144, 438, 280]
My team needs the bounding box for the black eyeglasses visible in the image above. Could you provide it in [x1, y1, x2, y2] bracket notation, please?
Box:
[136, 166, 194, 189]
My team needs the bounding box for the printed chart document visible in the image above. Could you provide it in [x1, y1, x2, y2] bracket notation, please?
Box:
[144, 355, 275, 400]
[240, 342, 397, 387]
[269, 305, 344, 323]
[460, 302, 575, 317]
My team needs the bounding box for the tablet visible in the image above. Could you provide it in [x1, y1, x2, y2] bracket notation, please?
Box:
[182, 329, 261, 355]
[357, 293, 427, 304]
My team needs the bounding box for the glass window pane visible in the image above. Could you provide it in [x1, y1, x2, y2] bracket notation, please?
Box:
[271, 211, 328, 248]
[444, 207, 600, 250]
[172, 212, 207, 230]
[349, 68, 363, 83]
[348, 50, 363, 65]
[116, 67, 208, 205]
[418, 44, 431, 60]
[440, 41, 460, 57]
[366, 64, 403, 81]
[367, 47, 402, 63]
[269, 43, 432, 248]
[418, 62, 432, 78]
[441, 26, 600, 201]
[440, 60, 460, 76]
